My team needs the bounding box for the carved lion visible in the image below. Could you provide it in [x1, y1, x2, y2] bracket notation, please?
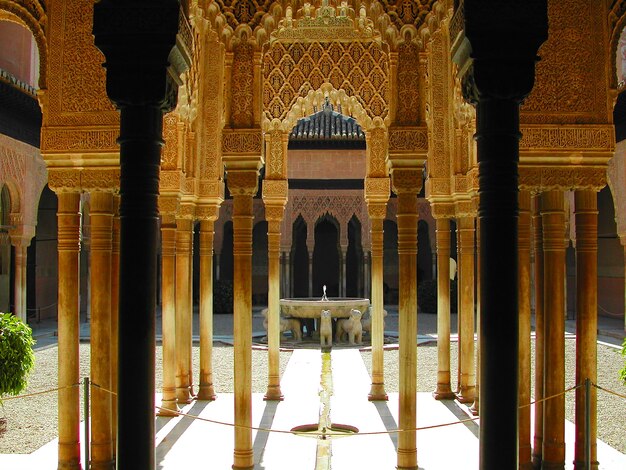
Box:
[335, 308, 363, 345]
[261, 308, 302, 342]
[319, 309, 333, 347]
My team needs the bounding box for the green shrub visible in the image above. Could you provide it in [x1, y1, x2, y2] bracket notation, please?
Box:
[619, 338, 626, 385]
[0, 313, 35, 400]
[213, 279, 234, 314]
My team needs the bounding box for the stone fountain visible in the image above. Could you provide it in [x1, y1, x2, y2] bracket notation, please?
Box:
[280, 285, 370, 319]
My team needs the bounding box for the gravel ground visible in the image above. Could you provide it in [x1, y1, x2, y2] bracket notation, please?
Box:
[362, 338, 626, 454]
[0, 344, 291, 454]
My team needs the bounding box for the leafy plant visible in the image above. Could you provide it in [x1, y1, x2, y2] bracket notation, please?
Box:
[619, 338, 626, 385]
[0, 313, 36, 400]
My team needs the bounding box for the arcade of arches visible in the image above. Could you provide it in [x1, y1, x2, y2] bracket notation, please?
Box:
[0, 1, 626, 469]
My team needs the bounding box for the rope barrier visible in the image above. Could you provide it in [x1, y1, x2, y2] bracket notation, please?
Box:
[519, 384, 581, 409]
[3, 379, 623, 441]
[0, 383, 80, 401]
[593, 383, 626, 400]
[90, 382, 117, 397]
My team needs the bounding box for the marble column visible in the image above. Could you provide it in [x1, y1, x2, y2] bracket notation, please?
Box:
[12, 241, 27, 322]
[573, 190, 598, 470]
[227, 169, 259, 470]
[198, 217, 217, 401]
[392, 169, 421, 470]
[89, 191, 114, 470]
[363, 250, 371, 300]
[93, 3, 183, 467]
[56, 191, 82, 470]
[532, 194, 545, 468]
[470, 219, 481, 415]
[215, 252, 221, 281]
[175, 217, 194, 403]
[518, 190, 532, 469]
[460, 3, 547, 467]
[110, 196, 119, 455]
[264, 201, 286, 401]
[158, 217, 178, 414]
[541, 190, 566, 470]
[307, 252, 314, 297]
[340, 245, 348, 297]
[433, 217, 454, 399]
[457, 216, 476, 404]
[367, 205, 387, 401]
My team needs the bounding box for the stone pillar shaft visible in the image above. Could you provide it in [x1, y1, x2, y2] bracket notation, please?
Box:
[56, 191, 82, 470]
[533, 195, 545, 468]
[175, 218, 193, 403]
[89, 191, 114, 470]
[476, 98, 520, 469]
[158, 221, 178, 414]
[232, 190, 255, 470]
[457, 216, 476, 404]
[198, 219, 217, 401]
[110, 197, 120, 456]
[368, 212, 387, 401]
[434, 218, 454, 399]
[574, 190, 598, 469]
[396, 190, 418, 470]
[265, 207, 285, 401]
[518, 190, 532, 469]
[541, 190, 566, 470]
[13, 243, 27, 322]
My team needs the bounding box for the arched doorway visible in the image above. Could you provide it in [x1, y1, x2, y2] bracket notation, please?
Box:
[292, 215, 308, 298]
[313, 216, 340, 298]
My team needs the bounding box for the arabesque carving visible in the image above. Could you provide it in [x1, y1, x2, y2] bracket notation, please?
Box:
[41, 128, 119, 154]
[46, 0, 118, 127]
[519, 166, 607, 192]
[395, 41, 421, 124]
[263, 38, 389, 123]
[231, 42, 256, 127]
[521, 0, 608, 124]
[366, 127, 388, 177]
[519, 126, 614, 151]
[222, 129, 263, 155]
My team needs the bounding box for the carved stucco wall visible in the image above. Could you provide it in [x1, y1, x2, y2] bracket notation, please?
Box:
[522, 0, 610, 124]
[0, 133, 47, 237]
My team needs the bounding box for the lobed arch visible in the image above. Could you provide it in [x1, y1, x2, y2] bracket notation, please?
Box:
[0, 2, 47, 90]
[0, 179, 21, 217]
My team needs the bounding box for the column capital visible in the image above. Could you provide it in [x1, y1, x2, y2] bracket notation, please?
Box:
[93, 0, 188, 111]
[262, 179, 288, 206]
[364, 176, 390, 204]
[226, 169, 259, 197]
[391, 168, 423, 196]
[196, 203, 220, 222]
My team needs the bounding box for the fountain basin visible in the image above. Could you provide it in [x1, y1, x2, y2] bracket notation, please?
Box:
[280, 298, 370, 319]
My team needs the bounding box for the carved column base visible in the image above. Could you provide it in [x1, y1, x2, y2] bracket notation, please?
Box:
[263, 385, 284, 402]
[157, 391, 179, 417]
[541, 460, 565, 470]
[368, 383, 389, 401]
[432, 385, 455, 401]
[573, 460, 599, 470]
[456, 385, 475, 404]
[197, 386, 217, 401]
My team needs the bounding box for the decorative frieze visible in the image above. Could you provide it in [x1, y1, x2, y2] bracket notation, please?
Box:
[222, 129, 263, 156]
[364, 176, 390, 202]
[519, 166, 607, 192]
[41, 127, 120, 154]
[519, 126, 614, 152]
[388, 127, 429, 153]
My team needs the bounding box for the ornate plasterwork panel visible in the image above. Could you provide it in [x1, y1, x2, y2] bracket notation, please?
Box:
[289, 190, 367, 232]
[519, 166, 607, 192]
[396, 41, 421, 124]
[162, 113, 180, 171]
[213, 0, 273, 31]
[521, 0, 609, 124]
[519, 125, 614, 152]
[40, 127, 119, 155]
[0, 133, 47, 227]
[222, 129, 263, 156]
[263, 40, 389, 123]
[231, 43, 255, 127]
[46, 0, 117, 126]
[377, 0, 438, 31]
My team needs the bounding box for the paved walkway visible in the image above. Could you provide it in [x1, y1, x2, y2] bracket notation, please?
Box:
[3, 306, 624, 469]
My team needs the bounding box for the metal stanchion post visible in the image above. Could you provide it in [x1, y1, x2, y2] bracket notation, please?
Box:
[84, 376, 90, 469]
[585, 378, 591, 470]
